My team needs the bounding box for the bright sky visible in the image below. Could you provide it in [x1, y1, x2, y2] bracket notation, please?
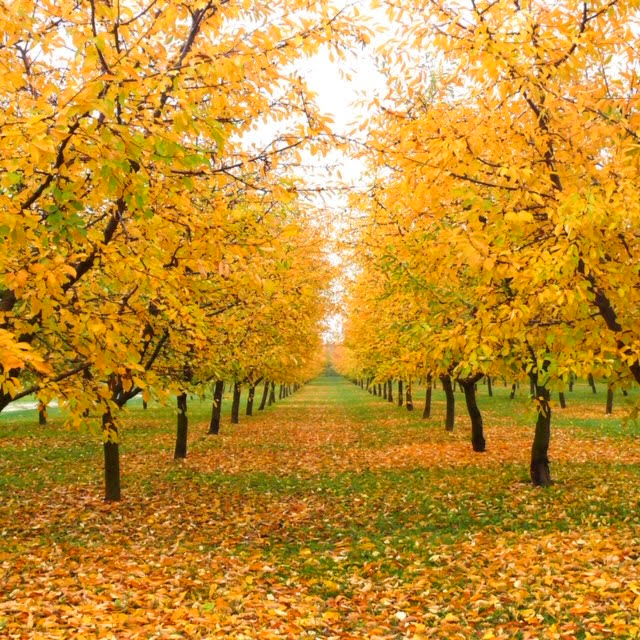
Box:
[296, 43, 388, 343]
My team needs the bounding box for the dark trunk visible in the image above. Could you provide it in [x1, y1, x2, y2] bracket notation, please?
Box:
[372, 382, 378, 396]
[231, 382, 241, 424]
[246, 385, 255, 415]
[279, 384, 284, 399]
[441, 375, 455, 431]
[406, 380, 414, 411]
[530, 378, 552, 487]
[268, 382, 276, 405]
[588, 373, 597, 394]
[559, 391, 566, 409]
[208, 380, 224, 434]
[387, 380, 393, 403]
[398, 380, 403, 407]
[174, 392, 188, 459]
[259, 380, 270, 410]
[422, 376, 432, 419]
[487, 376, 493, 397]
[510, 382, 517, 399]
[382, 382, 387, 400]
[102, 410, 121, 502]
[38, 402, 47, 425]
[378, 383, 382, 397]
[142, 399, 148, 410]
[606, 385, 614, 415]
[459, 376, 485, 452]
[569, 375, 574, 391]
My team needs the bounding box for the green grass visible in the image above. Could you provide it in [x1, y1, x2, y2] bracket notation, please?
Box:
[3, 376, 640, 638]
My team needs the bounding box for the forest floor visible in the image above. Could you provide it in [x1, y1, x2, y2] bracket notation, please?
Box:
[2, 377, 640, 639]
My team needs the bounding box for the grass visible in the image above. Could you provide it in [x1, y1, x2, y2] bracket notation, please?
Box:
[2, 376, 640, 638]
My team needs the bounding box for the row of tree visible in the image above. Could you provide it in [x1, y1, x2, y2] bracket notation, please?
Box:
[0, 0, 359, 500]
[336, 0, 640, 485]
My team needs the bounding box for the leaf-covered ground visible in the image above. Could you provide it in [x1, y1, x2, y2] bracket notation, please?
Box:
[2, 378, 640, 639]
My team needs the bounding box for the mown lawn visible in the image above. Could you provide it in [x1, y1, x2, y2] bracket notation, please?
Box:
[1, 377, 640, 638]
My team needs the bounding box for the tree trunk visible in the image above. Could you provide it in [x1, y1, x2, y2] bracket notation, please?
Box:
[422, 376, 432, 419]
[382, 382, 387, 400]
[387, 380, 393, 403]
[142, 399, 148, 410]
[529, 377, 535, 397]
[259, 380, 270, 410]
[510, 382, 517, 399]
[373, 382, 378, 396]
[378, 383, 382, 397]
[174, 392, 188, 459]
[441, 375, 455, 431]
[459, 376, 485, 452]
[559, 391, 566, 409]
[246, 385, 255, 416]
[530, 379, 552, 487]
[406, 380, 414, 411]
[487, 376, 493, 397]
[569, 374, 574, 392]
[102, 409, 121, 502]
[588, 373, 597, 394]
[398, 380, 404, 407]
[208, 380, 224, 434]
[268, 382, 276, 405]
[606, 385, 614, 415]
[38, 401, 47, 425]
[231, 382, 241, 424]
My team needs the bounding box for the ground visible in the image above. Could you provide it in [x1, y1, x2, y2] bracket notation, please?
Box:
[2, 377, 640, 639]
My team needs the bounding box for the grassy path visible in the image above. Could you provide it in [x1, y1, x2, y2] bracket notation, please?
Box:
[2, 377, 640, 638]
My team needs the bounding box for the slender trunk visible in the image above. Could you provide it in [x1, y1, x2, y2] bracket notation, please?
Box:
[268, 382, 276, 405]
[378, 383, 382, 397]
[387, 380, 393, 403]
[373, 382, 378, 396]
[588, 373, 597, 394]
[259, 380, 270, 411]
[422, 376, 432, 419]
[559, 391, 566, 409]
[530, 375, 552, 487]
[441, 375, 455, 431]
[102, 409, 121, 502]
[406, 380, 414, 411]
[208, 380, 224, 434]
[231, 382, 241, 424]
[174, 392, 188, 459]
[398, 380, 404, 407]
[279, 384, 284, 399]
[246, 385, 255, 416]
[459, 376, 485, 452]
[487, 376, 493, 397]
[38, 402, 47, 425]
[569, 375, 574, 392]
[510, 383, 517, 400]
[382, 382, 387, 400]
[142, 399, 148, 410]
[606, 385, 614, 415]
